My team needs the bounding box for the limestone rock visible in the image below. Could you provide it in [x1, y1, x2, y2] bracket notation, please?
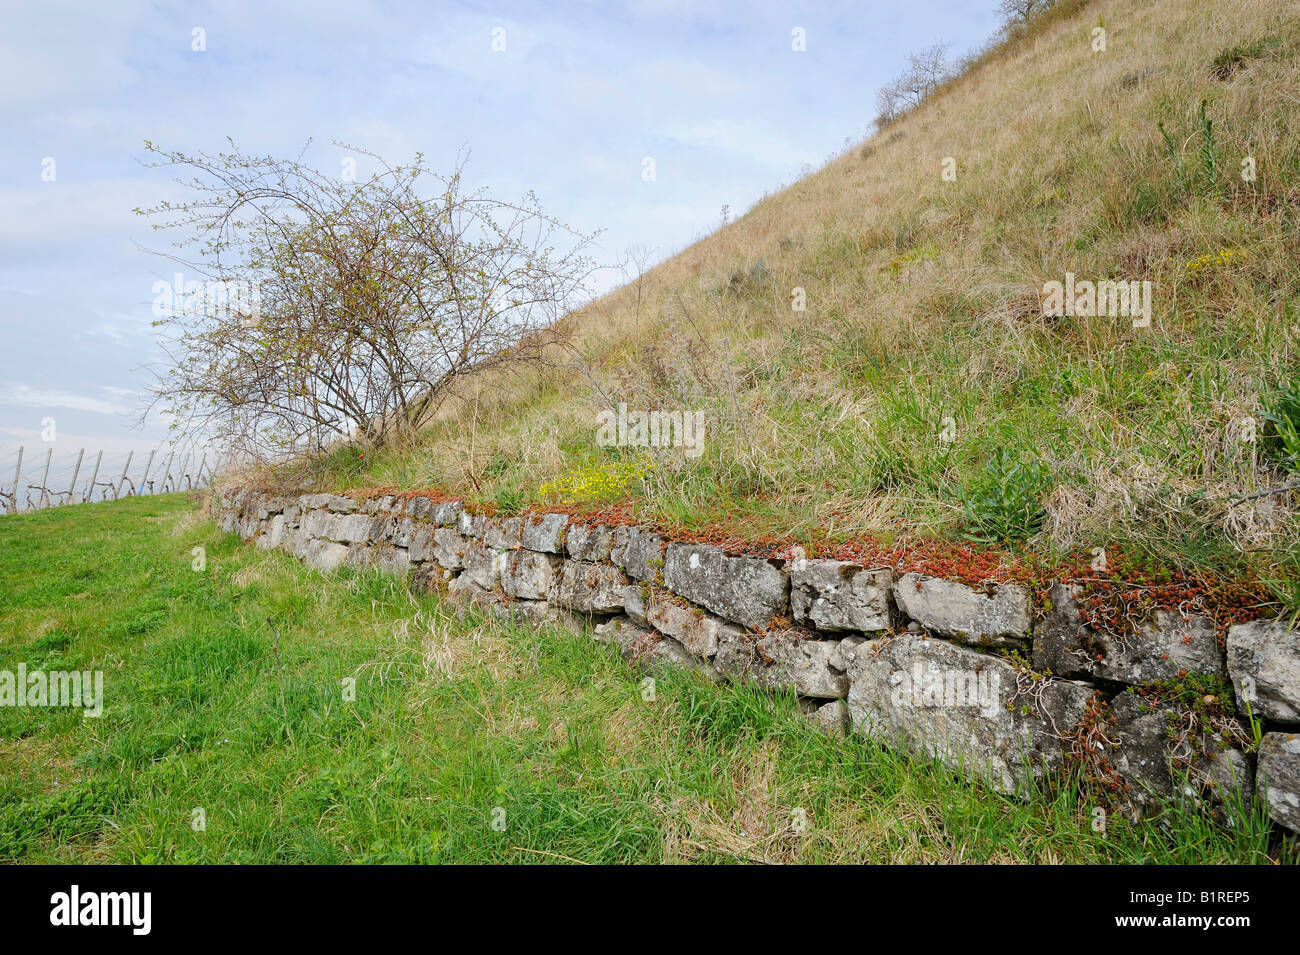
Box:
[430, 500, 464, 526]
[893, 573, 1030, 648]
[613, 527, 665, 582]
[790, 559, 892, 632]
[1034, 583, 1223, 684]
[1257, 732, 1300, 833]
[663, 542, 788, 630]
[520, 512, 569, 553]
[1227, 619, 1300, 725]
[410, 526, 467, 570]
[714, 629, 846, 699]
[500, 549, 559, 600]
[1108, 692, 1253, 819]
[566, 523, 616, 562]
[484, 516, 522, 551]
[847, 633, 1094, 795]
[460, 542, 507, 590]
[593, 617, 696, 669]
[550, 560, 628, 614]
[304, 539, 349, 573]
[623, 586, 738, 660]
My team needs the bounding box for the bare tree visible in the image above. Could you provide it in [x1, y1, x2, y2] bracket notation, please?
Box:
[998, 0, 1055, 30]
[136, 140, 598, 458]
[874, 78, 904, 128]
[902, 42, 952, 107]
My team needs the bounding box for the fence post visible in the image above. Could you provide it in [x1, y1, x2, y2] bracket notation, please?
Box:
[195, 453, 208, 489]
[37, 447, 52, 508]
[139, 449, 156, 496]
[84, 450, 102, 503]
[65, 449, 84, 506]
[159, 451, 175, 494]
[113, 451, 133, 500]
[177, 452, 192, 491]
[9, 446, 22, 509]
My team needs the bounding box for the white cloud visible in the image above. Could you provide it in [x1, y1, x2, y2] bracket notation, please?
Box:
[0, 384, 136, 416]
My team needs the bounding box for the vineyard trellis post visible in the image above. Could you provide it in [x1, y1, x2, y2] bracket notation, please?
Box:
[8, 447, 22, 510]
[35, 447, 52, 508]
[3, 444, 217, 513]
[115, 451, 134, 499]
[65, 449, 85, 506]
[84, 450, 103, 504]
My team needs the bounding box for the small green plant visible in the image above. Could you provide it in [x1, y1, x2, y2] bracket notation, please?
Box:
[1210, 37, 1277, 80]
[1260, 377, 1300, 473]
[493, 485, 526, 515]
[958, 447, 1050, 544]
[1157, 100, 1219, 195]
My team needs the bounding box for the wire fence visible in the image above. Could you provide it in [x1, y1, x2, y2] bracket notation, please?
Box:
[0, 445, 219, 515]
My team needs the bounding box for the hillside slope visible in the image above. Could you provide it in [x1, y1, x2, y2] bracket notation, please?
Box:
[297, 0, 1300, 596]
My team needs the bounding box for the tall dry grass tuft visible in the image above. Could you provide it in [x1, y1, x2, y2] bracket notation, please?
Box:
[301, 0, 1300, 584]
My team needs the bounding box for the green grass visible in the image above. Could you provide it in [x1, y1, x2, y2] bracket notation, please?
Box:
[0, 495, 1291, 863]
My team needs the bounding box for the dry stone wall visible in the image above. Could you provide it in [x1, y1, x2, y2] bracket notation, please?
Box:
[217, 487, 1300, 834]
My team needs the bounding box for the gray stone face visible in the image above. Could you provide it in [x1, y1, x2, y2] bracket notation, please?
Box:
[486, 597, 586, 634]
[410, 526, 467, 569]
[374, 545, 411, 575]
[281, 527, 311, 558]
[304, 539, 350, 572]
[431, 528, 469, 570]
[520, 512, 569, 553]
[460, 542, 507, 590]
[1227, 620, 1300, 725]
[893, 573, 1031, 648]
[550, 561, 628, 614]
[254, 514, 286, 550]
[446, 574, 491, 608]
[566, 523, 616, 562]
[404, 496, 432, 520]
[1108, 692, 1252, 819]
[615, 527, 665, 582]
[376, 514, 415, 548]
[623, 586, 738, 660]
[1034, 583, 1223, 684]
[790, 559, 892, 632]
[302, 508, 338, 540]
[714, 629, 846, 699]
[430, 500, 464, 526]
[484, 516, 522, 551]
[809, 699, 849, 735]
[847, 634, 1094, 795]
[1257, 733, 1300, 833]
[663, 542, 788, 630]
[593, 617, 697, 670]
[501, 550, 559, 600]
[300, 493, 357, 513]
[829, 635, 880, 674]
[458, 510, 485, 538]
[334, 513, 376, 544]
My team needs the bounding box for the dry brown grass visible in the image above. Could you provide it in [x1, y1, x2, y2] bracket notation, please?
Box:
[305, 0, 1300, 580]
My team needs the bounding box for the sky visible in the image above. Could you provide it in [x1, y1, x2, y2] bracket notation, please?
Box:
[0, 0, 1002, 481]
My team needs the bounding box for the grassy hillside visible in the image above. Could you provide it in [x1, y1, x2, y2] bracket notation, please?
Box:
[0, 496, 1289, 862]
[290, 0, 1300, 600]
